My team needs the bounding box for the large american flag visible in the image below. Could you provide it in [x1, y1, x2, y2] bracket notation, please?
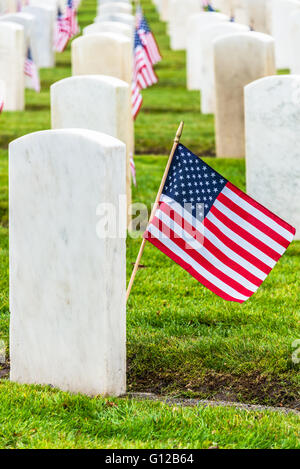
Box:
[24, 47, 40, 93]
[144, 145, 295, 303]
[137, 14, 161, 65]
[133, 30, 158, 89]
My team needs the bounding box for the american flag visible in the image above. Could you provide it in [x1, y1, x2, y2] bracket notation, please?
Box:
[130, 152, 137, 187]
[202, 1, 215, 11]
[137, 13, 161, 65]
[65, 0, 79, 37]
[133, 30, 158, 89]
[0, 97, 4, 114]
[24, 47, 40, 93]
[54, 7, 71, 52]
[131, 79, 143, 120]
[144, 144, 295, 303]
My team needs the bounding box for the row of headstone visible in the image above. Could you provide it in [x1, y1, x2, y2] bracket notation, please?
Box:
[153, 1, 299, 238]
[158, 0, 300, 71]
[10, 0, 130, 396]
[0, 1, 60, 110]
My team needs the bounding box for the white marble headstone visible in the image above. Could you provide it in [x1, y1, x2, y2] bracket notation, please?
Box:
[168, 0, 203, 50]
[83, 21, 132, 39]
[200, 22, 249, 114]
[71, 32, 133, 85]
[23, 4, 56, 68]
[245, 75, 300, 239]
[271, 0, 300, 70]
[289, 9, 300, 74]
[9, 129, 127, 396]
[51, 75, 132, 222]
[0, 21, 24, 111]
[186, 12, 229, 91]
[97, 2, 132, 16]
[94, 12, 135, 27]
[0, 12, 38, 68]
[214, 32, 276, 158]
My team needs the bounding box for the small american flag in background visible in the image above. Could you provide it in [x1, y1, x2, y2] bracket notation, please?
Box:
[130, 153, 137, 187]
[133, 30, 158, 89]
[144, 145, 295, 303]
[202, 0, 215, 10]
[54, 7, 71, 52]
[0, 97, 4, 114]
[131, 80, 143, 120]
[137, 14, 162, 65]
[24, 47, 40, 93]
[65, 0, 79, 37]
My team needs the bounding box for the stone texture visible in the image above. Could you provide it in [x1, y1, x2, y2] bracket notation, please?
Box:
[168, 0, 203, 50]
[0, 21, 24, 111]
[160, 0, 170, 21]
[0, 0, 17, 13]
[271, 0, 300, 70]
[23, 5, 56, 68]
[246, 0, 272, 33]
[72, 32, 132, 85]
[186, 12, 229, 91]
[98, 0, 130, 4]
[245, 75, 300, 239]
[214, 32, 276, 158]
[83, 21, 132, 39]
[9, 129, 127, 396]
[0, 12, 38, 67]
[94, 13, 135, 27]
[289, 9, 300, 74]
[200, 22, 249, 114]
[97, 2, 132, 16]
[71, 32, 134, 214]
[51, 75, 132, 224]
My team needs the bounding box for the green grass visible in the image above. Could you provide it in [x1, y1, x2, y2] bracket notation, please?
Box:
[0, 381, 299, 449]
[0, 0, 299, 449]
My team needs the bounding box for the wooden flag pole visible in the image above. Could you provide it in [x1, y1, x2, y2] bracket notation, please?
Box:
[126, 121, 184, 302]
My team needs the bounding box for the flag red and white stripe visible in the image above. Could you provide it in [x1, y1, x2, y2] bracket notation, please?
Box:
[54, 9, 71, 52]
[144, 145, 295, 303]
[130, 153, 137, 187]
[131, 80, 143, 120]
[65, 0, 79, 37]
[134, 31, 158, 89]
[137, 15, 162, 65]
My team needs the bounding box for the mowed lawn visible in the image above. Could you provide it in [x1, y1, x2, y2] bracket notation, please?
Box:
[0, 0, 299, 449]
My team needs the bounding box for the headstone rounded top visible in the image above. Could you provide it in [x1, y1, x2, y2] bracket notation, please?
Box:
[9, 129, 126, 152]
[98, 2, 132, 15]
[94, 12, 134, 26]
[83, 21, 132, 38]
[73, 31, 131, 46]
[0, 12, 35, 22]
[24, 4, 56, 13]
[214, 31, 275, 47]
[0, 20, 24, 31]
[245, 74, 300, 94]
[201, 21, 249, 35]
[51, 74, 130, 92]
[188, 11, 229, 23]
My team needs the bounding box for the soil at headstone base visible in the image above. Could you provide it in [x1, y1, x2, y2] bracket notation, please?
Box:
[127, 366, 300, 410]
[1, 363, 298, 410]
